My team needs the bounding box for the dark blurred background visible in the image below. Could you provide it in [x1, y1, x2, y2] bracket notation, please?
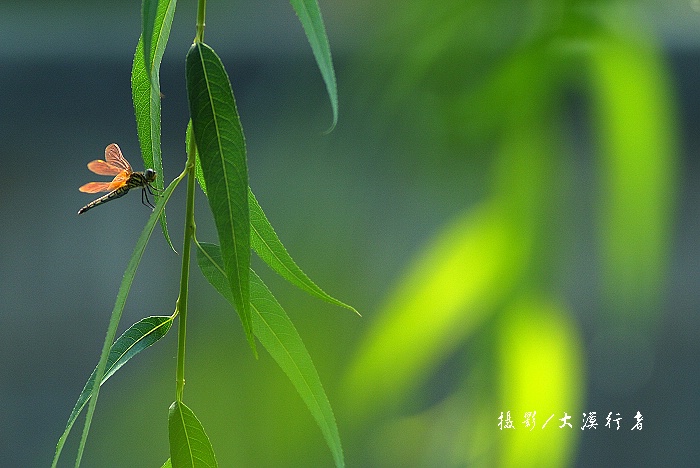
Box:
[1, 0, 699, 466]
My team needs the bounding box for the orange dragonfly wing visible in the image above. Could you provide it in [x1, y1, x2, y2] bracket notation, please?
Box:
[79, 181, 112, 193]
[104, 143, 132, 173]
[86, 159, 122, 176]
[107, 171, 130, 190]
[79, 144, 133, 193]
[79, 171, 130, 193]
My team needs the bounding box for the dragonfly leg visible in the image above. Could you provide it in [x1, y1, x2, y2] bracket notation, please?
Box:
[142, 187, 156, 210]
[147, 184, 163, 194]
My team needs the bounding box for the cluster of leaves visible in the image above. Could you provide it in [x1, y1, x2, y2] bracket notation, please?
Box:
[53, 0, 354, 467]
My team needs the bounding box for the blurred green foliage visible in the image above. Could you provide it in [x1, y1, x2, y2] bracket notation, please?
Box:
[344, 0, 676, 466]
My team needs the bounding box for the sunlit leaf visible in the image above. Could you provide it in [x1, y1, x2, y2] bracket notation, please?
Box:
[132, 0, 178, 251]
[496, 296, 583, 466]
[168, 400, 218, 468]
[60, 172, 184, 468]
[587, 34, 676, 321]
[196, 242, 345, 468]
[186, 41, 254, 355]
[52, 316, 173, 467]
[161, 459, 173, 468]
[344, 204, 527, 419]
[289, 0, 338, 131]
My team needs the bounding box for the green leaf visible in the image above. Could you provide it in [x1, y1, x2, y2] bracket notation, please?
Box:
[588, 34, 676, 321]
[186, 119, 208, 197]
[186, 42, 254, 355]
[496, 296, 583, 467]
[344, 204, 527, 420]
[289, 0, 338, 131]
[132, 0, 178, 251]
[195, 242, 344, 468]
[168, 401, 218, 468]
[52, 316, 173, 467]
[188, 125, 353, 315]
[141, 0, 158, 76]
[59, 171, 184, 468]
[161, 459, 173, 468]
[249, 189, 358, 315]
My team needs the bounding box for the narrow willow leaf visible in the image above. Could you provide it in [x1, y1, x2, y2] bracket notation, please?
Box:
[191, 137, 348, 315]
[65, 172, 184, 468]
[168, 401, 218, 468]
[188, 120, 352, 314]
[141, 0, 160, 77]
[186, 42, 254, 355]
[52, 316, 173, 467]
[132, 0, 178, 251]
[186, 119, 208, 196]
[289, 0, 338, 131]
[196, 242, 344, 468]
[249, 189, 358, 315]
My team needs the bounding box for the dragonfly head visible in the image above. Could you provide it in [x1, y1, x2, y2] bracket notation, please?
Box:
[144, 168, 157, 183]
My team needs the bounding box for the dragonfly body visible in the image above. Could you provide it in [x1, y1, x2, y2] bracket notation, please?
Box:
[78, 144, 158, 215]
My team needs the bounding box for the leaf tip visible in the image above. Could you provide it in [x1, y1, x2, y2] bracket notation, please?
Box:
[321, 116, 338, 135]
[247, 333, 259, 359]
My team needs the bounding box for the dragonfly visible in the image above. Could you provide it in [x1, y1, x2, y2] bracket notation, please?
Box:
[78, 143, 158, 215]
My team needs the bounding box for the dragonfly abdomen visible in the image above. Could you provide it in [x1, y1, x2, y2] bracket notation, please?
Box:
[77, 185, 131, 215]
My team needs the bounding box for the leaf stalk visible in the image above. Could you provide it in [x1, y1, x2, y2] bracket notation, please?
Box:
[175, 129, 198, 402]
[195, 0, 206, 43]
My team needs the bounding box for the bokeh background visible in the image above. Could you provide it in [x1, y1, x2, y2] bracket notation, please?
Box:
[1, 0, 699, 466]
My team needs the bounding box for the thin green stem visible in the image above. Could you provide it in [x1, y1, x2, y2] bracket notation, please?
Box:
[178, 0, 205, 399]
[70, 167, 187, 468]
[195, 0, 207, 43]
[175, 129, 198, 402]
